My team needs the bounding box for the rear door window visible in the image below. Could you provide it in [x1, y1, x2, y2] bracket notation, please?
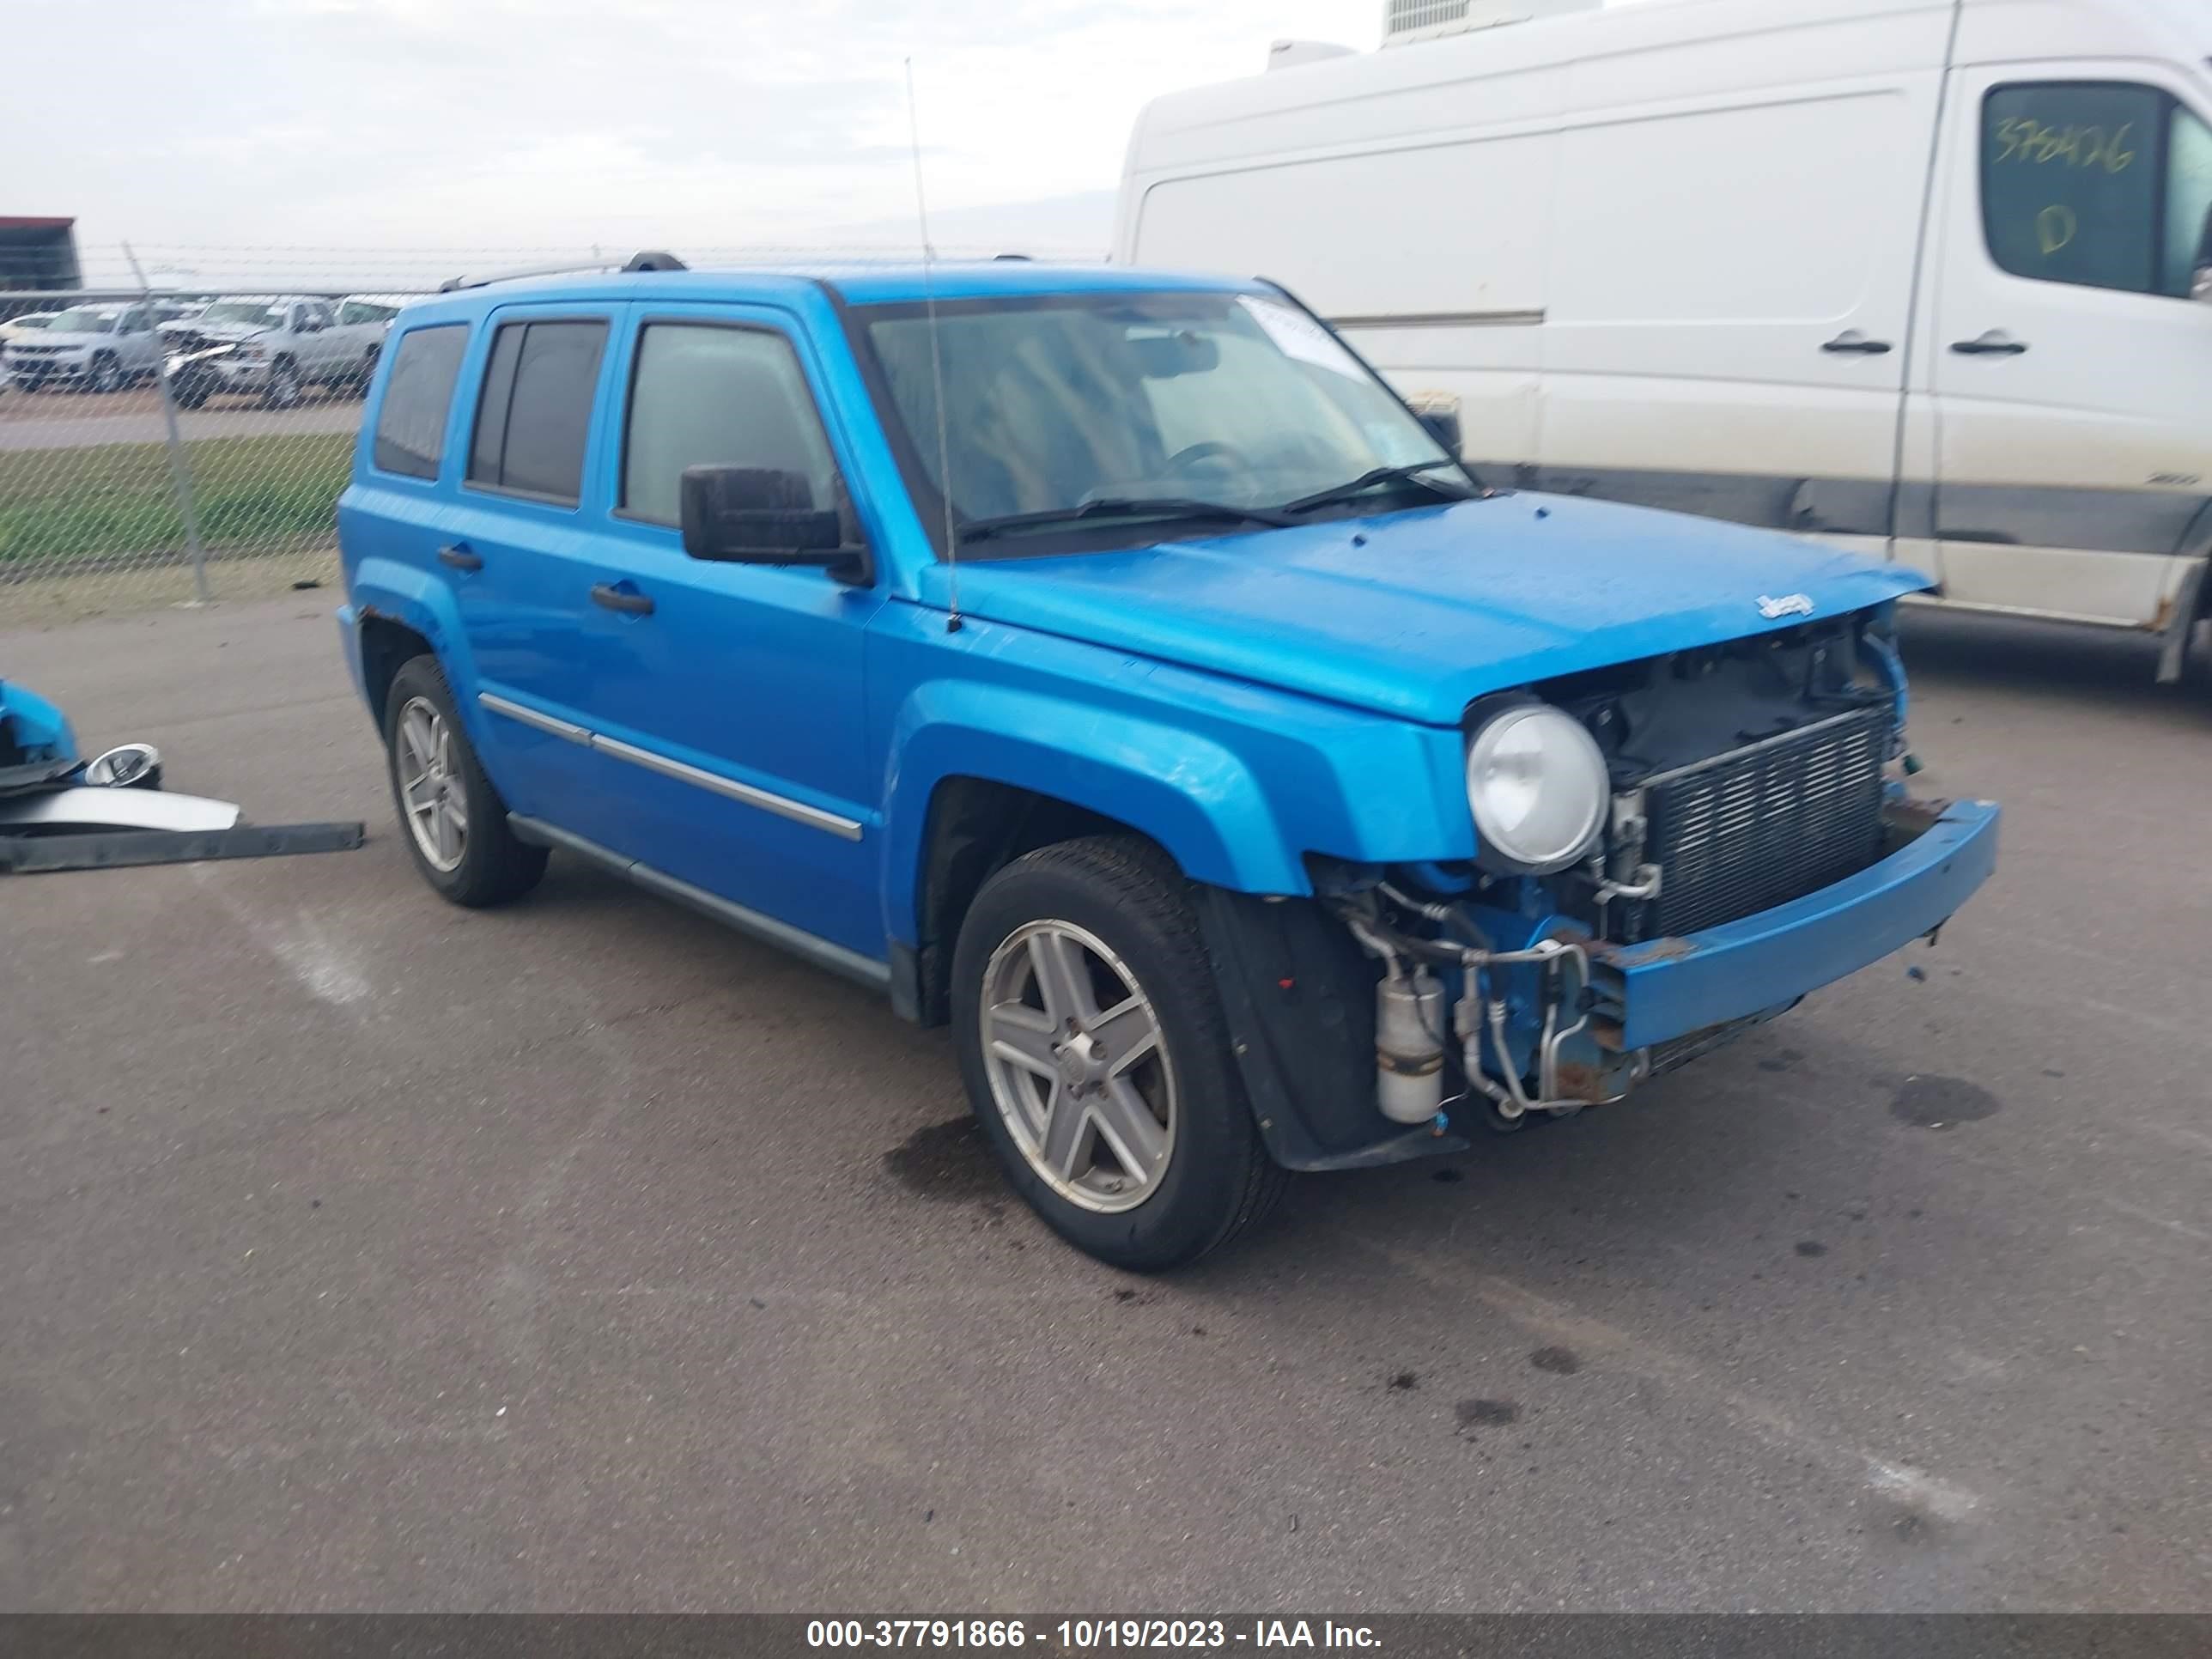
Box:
[465, 319, 607, 505]
[372, 324, 470, 480]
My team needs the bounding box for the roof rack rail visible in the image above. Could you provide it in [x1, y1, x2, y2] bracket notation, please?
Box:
[437, 249, 688, 294]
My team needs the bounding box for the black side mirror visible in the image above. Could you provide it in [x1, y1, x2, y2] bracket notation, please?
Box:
[680, 465, 870, 580]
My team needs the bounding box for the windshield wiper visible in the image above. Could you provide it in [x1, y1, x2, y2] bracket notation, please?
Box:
[957, 496, 1295, 545]
[1279, 459, 1479, 517]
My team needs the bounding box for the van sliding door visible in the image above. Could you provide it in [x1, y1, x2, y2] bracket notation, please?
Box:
[1535, 63, 1944, 563]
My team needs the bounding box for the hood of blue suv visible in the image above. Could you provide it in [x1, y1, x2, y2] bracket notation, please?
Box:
[936, 492, 1929, 726]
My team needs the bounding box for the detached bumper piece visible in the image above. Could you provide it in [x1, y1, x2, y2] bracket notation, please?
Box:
[0, 750, 365, 876]
[3, 822, 366, 874]
[1590, 798, 2001, 1054]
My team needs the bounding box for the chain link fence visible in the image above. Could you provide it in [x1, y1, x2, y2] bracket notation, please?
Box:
[0, 241, 1093, 630]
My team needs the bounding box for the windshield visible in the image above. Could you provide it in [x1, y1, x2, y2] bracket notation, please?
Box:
[337, 300, 398, 325]
[856, 289, 1455, 549]
[14, 314, 55, 331]
[198, 301, 283, 327]
[46, 308, 115, 335]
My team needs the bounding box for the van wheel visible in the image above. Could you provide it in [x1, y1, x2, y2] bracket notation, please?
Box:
[951, 836, 1290, 1272]
[382, 655, 547, 907]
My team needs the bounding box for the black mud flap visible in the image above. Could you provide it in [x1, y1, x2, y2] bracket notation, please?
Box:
[1194, 886, 1471, 1172]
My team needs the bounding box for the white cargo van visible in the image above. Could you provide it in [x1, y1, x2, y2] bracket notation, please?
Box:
[1115, 0, 2212, 680]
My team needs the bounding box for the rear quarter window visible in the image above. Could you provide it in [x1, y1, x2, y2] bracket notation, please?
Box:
[371, 324, 470, 481]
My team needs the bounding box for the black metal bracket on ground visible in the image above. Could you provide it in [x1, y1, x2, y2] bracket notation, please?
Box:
[0, 822, 367, 874]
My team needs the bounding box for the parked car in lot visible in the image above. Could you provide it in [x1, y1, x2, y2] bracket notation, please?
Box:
[336, 295, 407, 329]
[0, 310, 60, 348]
[159, 295, 386, 408]
[336, 256, 1999, 1269]
[3, 302, 164, 392]
[335, 294, 407, 383]
[1119, 0, 2212, 682]
[0, 310, 58, 392]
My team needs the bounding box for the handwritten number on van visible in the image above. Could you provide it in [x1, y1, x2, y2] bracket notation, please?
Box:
[1991, 118, 2136, 173]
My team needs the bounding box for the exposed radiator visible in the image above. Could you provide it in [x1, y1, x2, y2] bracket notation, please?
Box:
[1638, 703, 1893, 940]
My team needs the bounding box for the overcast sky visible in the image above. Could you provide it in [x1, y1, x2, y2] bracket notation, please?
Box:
[9, 0, 1638, 285]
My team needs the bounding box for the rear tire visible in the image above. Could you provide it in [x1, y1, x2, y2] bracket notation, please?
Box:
[951, 836, 1289, 1272]
[381, 655, 547, 908]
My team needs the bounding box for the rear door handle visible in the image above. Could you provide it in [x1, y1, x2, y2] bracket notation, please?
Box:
[1951, 330, 2029, 356]
[1822, 331, 1893, 356]
[590, 582, 654, 617]
[436, 543, 482, 571]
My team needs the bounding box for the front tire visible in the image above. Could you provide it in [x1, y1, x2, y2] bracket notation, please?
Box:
[382, 655, 547, 908]
[951, 836, 1289, 1272]
[86, 353, 121, 393]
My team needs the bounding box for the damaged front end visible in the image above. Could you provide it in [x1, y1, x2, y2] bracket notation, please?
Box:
[1200, 608, 2000, 1171]
[160, 340, 250, 407]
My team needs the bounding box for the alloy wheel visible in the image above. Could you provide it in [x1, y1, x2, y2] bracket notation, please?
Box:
[395, 696, 468, 872]
[979, 919, 1176, 1213]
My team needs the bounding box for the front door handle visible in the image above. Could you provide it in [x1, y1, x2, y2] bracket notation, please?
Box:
[1951, 330, 2029, 356]
[590, 582, 654, 617]
[437, 543, 482, 571]
[1822, 330, 1893, 356]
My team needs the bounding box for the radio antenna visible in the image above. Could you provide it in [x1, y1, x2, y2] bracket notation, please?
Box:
[904, 57, 963, 633]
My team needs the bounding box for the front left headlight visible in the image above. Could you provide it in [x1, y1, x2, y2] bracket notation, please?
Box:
[1465, 702, 1610, 875]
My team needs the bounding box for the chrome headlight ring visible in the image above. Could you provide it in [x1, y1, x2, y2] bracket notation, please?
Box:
[1464, 701, 1609, 876]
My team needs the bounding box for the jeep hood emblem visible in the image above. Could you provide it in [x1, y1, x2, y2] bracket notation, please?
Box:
[1758, 593, 1816, 620]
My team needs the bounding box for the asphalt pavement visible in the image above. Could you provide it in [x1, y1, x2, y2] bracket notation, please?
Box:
[2, 597, 2207, 1612]
[0, 386, 362, 451]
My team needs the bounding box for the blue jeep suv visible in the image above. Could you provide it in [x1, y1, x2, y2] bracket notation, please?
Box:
[336, 254, 1998, 1269]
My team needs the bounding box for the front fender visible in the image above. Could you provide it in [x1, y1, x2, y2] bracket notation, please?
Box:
[881, 680, 1303, 944]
